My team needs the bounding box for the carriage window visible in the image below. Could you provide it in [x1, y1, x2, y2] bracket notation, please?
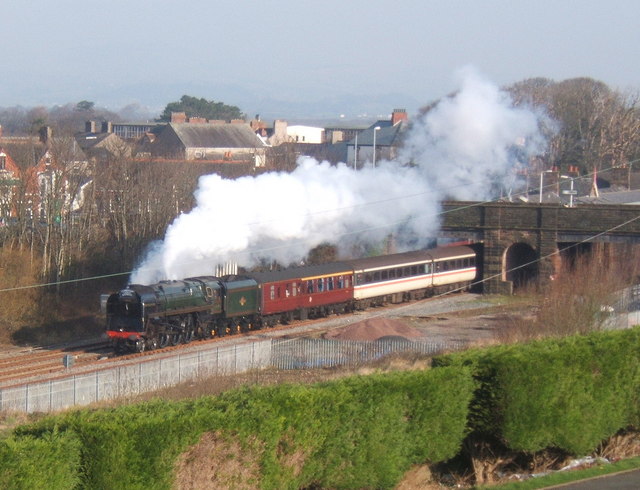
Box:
[470, 257, 476, 266]
[270, 285, 275, 300]
[328, 277, 334, 290]
[292, 283, 297, 296]
[425, 263, 432, 274]
[365, 273, 373, 283]
[373, 271, 380, 282]
[389, 269, 396, 279]
[337, 276, 344, 289]
[381, 270, 388, 280]
[307, 280, 313, 293]
[318, 279, 324, 292]
[277, 287, 282, 297]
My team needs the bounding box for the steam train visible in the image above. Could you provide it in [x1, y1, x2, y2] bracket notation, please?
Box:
[104, 245, 478, 353]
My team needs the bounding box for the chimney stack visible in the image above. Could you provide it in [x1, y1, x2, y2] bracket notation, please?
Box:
[85, 120, 97, 133]
[391, 109, 408, 125]
[171, 112, 187, 123]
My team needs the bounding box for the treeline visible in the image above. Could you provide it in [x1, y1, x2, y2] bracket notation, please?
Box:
[2, 327, 638, 488]
[506, 77, 640, 173]
[0, 142, 251, 337]
[417, 77, 640, 176]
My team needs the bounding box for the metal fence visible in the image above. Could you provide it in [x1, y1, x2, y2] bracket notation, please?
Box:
[271, 338, 463, 369]
[0, 337, 462, 414]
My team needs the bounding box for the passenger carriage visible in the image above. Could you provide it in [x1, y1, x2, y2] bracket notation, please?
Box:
[248, 262, 354, 325]
[345, 245, 477, 308]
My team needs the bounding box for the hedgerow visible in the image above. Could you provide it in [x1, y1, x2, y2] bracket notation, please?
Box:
[3, 327, 638, 488]
[434, 326, 640, 455]
[7, 366, 473, 489]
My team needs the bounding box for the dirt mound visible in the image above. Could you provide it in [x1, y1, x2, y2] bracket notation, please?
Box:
[322, 317, 425, 341]
[173, 431, 262, 489]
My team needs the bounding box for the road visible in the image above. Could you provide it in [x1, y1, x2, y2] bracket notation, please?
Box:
[545, 468, 640, 489]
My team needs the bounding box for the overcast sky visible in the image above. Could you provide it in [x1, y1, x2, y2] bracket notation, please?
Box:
[2, 0, 639, 118]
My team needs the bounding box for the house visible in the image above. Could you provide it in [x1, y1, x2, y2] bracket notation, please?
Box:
[76, 121, 132, 161]
[0, 147, 22, 220]
[146, 122, 268, 166]
[346, 109, 409, 168]
[286, 125, 325, 144]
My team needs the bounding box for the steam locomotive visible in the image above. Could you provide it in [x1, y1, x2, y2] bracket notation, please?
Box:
[104, 245, 478, 353]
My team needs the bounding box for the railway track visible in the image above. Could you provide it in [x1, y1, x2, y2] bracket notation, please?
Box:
[0, 292, 482, 389]
[0, 340, 111, 386]
[0, 312, 335, 388]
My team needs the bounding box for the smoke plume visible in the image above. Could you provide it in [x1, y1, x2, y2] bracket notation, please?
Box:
[130, 68, 547, 284]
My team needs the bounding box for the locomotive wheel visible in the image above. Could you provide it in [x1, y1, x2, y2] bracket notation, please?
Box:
[169, 333, 181, 346]
[135, 339, 146, 353]
[183, 316, 195, 343]
[158, 333, 169, 348]
[147, 338, 158, 351]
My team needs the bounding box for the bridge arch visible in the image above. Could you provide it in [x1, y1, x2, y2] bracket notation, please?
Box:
[503, 242, 538, 288]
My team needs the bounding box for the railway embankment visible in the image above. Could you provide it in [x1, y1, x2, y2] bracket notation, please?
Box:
[1, 325, 639, 488]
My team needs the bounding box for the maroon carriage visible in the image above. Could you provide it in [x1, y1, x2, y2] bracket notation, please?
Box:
[248, 262, 354, 326]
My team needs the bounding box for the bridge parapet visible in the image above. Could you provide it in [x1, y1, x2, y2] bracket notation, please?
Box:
[440, 201, 640, 293]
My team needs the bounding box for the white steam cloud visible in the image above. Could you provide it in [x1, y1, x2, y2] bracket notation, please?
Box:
[130, 68, 548, 284]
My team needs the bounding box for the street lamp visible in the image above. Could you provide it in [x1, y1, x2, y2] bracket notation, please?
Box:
[372, 126, 381, 168]
[560, 175, 576, 207]
[353, 133, 358, 170]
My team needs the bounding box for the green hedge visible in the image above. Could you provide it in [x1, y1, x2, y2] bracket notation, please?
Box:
[8, 366, 474, 489]
[5, 327, 638, 488]
[0, 429, 81, 489]
[434, 327, 640, 455]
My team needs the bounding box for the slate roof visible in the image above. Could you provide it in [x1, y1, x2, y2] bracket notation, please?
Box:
[346, 120, 407, 147]
[169, 123, 267, 149]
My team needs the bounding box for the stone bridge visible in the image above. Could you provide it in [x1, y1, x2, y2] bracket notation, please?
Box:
[439, 201, 640, 294]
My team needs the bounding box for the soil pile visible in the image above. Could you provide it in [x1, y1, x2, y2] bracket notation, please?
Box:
[322, 317, 425, 341]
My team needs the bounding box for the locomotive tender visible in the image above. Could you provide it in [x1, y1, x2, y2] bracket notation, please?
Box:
[105, 245, 477, 353]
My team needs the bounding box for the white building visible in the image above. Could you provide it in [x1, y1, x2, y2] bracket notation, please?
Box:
[286, 125, 325, 144]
